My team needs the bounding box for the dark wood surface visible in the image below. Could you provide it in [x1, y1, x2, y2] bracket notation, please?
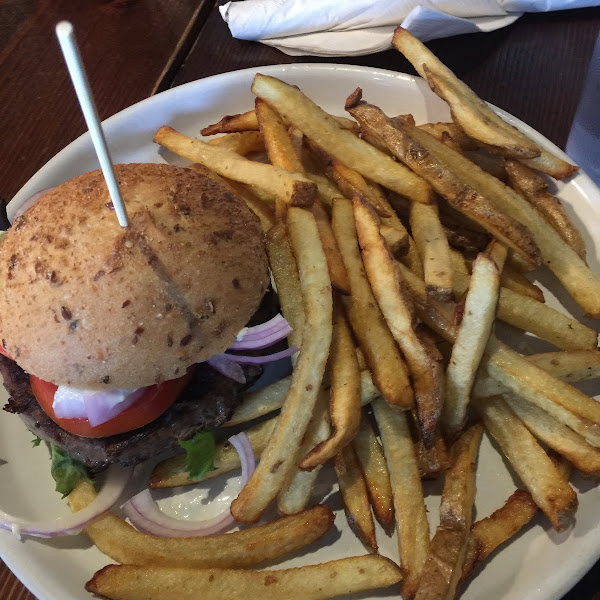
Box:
[0, 2, 599, 599]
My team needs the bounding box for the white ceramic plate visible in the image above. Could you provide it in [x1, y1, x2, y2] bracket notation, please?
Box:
[1, 64, 599, 600]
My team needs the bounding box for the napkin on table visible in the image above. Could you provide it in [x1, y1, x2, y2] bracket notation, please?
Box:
[219, 0, 599, 56]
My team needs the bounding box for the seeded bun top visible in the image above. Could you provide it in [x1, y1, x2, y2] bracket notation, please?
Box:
[0, 163, 269, 390]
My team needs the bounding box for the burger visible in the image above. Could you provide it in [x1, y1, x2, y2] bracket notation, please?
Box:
[0, 162, 270, 474]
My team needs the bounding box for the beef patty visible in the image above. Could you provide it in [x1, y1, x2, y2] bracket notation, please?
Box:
[1, 356, 260, 472]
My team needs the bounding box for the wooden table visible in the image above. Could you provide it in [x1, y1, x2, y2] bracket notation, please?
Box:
[1, 2, 599, 598]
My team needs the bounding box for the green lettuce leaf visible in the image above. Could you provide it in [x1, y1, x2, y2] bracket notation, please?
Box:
[178, 430, 216, 481]
[31, 437, 42, 447]
[50, 444, 92, 498]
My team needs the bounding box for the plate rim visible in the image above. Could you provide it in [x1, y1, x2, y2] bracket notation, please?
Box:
[2, 62, 600, 600]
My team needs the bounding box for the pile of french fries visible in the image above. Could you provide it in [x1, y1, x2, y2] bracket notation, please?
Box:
[74, 27, 600, 600]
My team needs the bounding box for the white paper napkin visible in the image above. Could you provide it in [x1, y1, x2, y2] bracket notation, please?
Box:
[219, 0, 599, 56]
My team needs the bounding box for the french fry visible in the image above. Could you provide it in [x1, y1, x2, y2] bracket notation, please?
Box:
[476, 395, 577, 530]
[393, 28, 574, 170]
[354, 196, 442, 445]
[201, 109, 259, 136]
[305, 171, 345, 208]
[381, 224, 409, 258]
[499, 266, 544, 302]
[473, 349, 600, 399]
[266, 222, 305, 351]
[462, 456, 572, 581]
[392, 120, 600, 316]
[415, 424, 483, 600]
[483, 336, 600, 447]
[449, 247, 469, 274]
[150, 418, 278, 489]
[301, 304, 361, 469]
[231, 208, 332, 522]
[256, 98, 304, 174]
[443, 253, 499, 438]
[154, 126, 316, 207]
[453, 271, 598, 351]
[68, 482, 334, 568]
[345, 95, 541, 268]
[506, 159, 586, 260]
[410, 201, 454, 301]
[418, 121, 478, 150]
[415, 430, 451, 479]
[505, 394, 600, 476]
[278, 390, 330, 515]
[329, 160, 392, 217]
[252, 74, 433, 204]
[86, 555, 403, 600]
[332, 197, 414, 408]
[207, 130, 264, 155]
[311, 200, 351, 294]
[334, 444, 378, 553]
[372, 397, 429, 598]
[461, 489, 538, 580]
[352, 414, 394, 528]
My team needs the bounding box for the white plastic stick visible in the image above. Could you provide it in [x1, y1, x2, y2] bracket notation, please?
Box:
[55, 21, 129, 227]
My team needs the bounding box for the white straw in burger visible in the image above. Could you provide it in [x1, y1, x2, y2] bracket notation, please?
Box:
[55, 21, 129, 227]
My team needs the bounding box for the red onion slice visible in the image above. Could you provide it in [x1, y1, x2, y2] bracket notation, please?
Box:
[225, 345, 299, 364]
[235, 314, 288, 341]
[229, 322, 292, 350]
[207, 354, 246, 383]
[0, 465, 132, 538]
[121, 433, 255, 538]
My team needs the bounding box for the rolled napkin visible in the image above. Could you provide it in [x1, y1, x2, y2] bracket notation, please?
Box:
[219, 0, 599, 56]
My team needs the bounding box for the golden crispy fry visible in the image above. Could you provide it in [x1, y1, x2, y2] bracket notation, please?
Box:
[86, 556, 402, 600]
[461, 489, 538, 579]
[346, 97, 540, 268]
[372, 398, 429, 598]
[352, 414, 394, 528]
[395, 260, 458, 342]
[476, 395, 577, 530]
[399, 122, 600, 316]
[500, 267, 544, 302]
[329, 160, 391, 217]
[415, 424, 483, 600]
[256, 98, 304, 174]
[68, 482, 334, 568]
[354, 197, 442, 445]
[232, 208, 332, 522]
[506, 159, 586, 260]
[266, 222, 305, 351]
[452, 273, 598, 353]
[154, 126, 316, 207]
[473, 349, 600, 398]
[334, 444, 378, 553]
[201, 109, 259, 136]
[278, 390, 330, 514]
[449, 247, 469, 274]
[380, 224, 409, 258]
[302, 304, 361, 469]
[410, 201, 454, 301]
[443, 254, 499, 438]
[418, 122, 478, 150]
[505, 394, 600, 476]
[518, 150, 579, 181]
[415, 430, 451, 479]
[150, 418, 277, 489]
[311, 200, 351, 294]
[252, 74, 432, 203]
[305, 172, 345, 208]
[332, 197, 413, 408]
[207, 131, 265, 155]
[392, 28, 542, 160]
[483, 336, 600, 447]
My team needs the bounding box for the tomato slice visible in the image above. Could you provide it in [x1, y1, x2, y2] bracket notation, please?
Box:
[30, 370, 194, 438]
